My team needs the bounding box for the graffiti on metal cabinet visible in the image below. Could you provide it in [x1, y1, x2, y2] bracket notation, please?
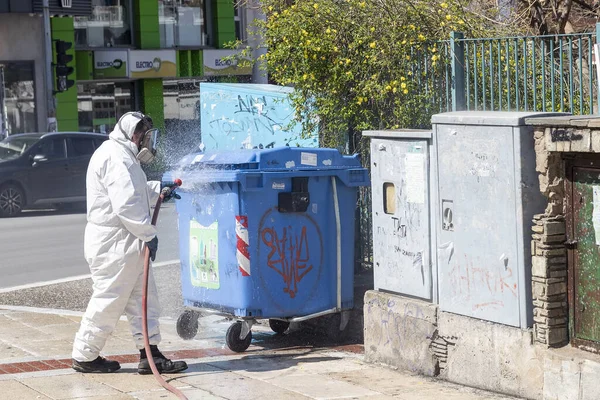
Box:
[391, 216, 407, 238]
[449, 256, 518, 310]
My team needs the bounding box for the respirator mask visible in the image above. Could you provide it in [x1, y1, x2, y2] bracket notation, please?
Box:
[119, 112, 159, 164]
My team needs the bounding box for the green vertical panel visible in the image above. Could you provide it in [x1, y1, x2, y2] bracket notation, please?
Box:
[192, 50, 203, 76]
[141, 79, 164, 132]
[134, 0, 159, 49]
[76, 51, 94, 81]
[51, 17, 78, 132]
[178, 50, 192, 77]
[214, 0, 236, 47]
[572, 168, 600, 343]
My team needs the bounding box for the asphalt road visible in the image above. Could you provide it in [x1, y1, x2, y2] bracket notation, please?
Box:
[0, 203, 181, 290]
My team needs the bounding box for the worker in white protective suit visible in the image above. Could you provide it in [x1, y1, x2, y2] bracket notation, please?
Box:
[71, 112, 188, 375]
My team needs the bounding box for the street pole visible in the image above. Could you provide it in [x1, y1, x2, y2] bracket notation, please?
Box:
[247, 0, 268, 84]
[0, 66, 7, 138]
[42, 0, 57, 132]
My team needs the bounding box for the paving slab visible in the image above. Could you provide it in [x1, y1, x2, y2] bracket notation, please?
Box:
[268, 373, 380, 399]
[18, 373, 123, 399]
[0, 379, 52, 399]
[180, 370, 312, 399]
[130, 387, 227, 400]
[85, 364, 190, 392]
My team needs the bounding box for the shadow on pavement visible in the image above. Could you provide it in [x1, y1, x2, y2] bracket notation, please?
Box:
[182, 353, 343, 378]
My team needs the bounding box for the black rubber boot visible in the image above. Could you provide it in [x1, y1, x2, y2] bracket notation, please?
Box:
[72, 356, 121, 373]
[138, 345, 188, 375]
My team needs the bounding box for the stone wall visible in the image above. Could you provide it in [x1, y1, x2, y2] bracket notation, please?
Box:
[530, 126, 569, 347]
[528, 118, 600, 347]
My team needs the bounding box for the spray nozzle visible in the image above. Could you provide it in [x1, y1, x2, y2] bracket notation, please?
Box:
[161, 179, 183, 201]
[162, 179, 182, 188]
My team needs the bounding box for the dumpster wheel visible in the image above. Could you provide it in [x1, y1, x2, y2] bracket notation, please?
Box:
[226, 321, 252, 352]
[269, 319, 290, 334]
[176, 310, 199, 340]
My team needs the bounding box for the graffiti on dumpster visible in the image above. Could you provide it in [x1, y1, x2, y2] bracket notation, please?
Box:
[261, 225, 313, 298]
[257, 208, 323, 309]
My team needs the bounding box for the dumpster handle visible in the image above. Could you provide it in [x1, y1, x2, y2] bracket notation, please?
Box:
[331, 176, 342, 312]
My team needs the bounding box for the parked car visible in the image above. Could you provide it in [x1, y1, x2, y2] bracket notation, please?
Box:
[0, 132, 109, 217]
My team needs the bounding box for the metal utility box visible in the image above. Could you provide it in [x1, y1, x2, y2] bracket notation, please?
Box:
[364, 130, 435, 301]
[432, 111, 565, 328]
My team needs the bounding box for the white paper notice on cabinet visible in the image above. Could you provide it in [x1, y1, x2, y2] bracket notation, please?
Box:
[405, 153, 425, 204]
[593, 186, 600, 245]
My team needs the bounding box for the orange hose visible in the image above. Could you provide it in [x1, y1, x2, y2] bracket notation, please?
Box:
[142, 192, 188, 400]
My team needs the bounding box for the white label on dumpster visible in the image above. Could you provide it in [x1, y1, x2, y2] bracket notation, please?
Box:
[192, 154, 204, 164]
[301, 152, 317, 166]
[272, 182, 285, 190]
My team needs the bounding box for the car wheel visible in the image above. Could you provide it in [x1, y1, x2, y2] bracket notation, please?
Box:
[0, 184, 24, 217]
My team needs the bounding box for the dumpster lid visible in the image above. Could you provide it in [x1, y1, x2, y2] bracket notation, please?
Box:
[431, 111, 569, 126]
[178, 147, 362, 171]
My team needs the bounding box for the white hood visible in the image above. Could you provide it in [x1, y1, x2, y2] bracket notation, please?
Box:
[109, 113, 141, 157]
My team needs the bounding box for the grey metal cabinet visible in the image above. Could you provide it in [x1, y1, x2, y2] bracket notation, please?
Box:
[432, 111, 564, 328]
[364, 130, 435, 301]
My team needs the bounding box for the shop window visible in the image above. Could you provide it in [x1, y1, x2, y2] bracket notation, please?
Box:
[77, 82, 134, 134]
[0, 61, 36, 135]
[159, 0, 208, 48]
[234, 1, 245, 41]
[74, 0, 132, 48]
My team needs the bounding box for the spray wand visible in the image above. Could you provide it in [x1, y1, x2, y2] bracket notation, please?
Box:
[142, 178, 188, 400]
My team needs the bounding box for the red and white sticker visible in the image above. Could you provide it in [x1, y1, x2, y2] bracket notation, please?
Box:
[236, 216, 250, 276]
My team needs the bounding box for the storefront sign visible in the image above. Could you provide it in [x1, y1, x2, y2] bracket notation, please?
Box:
[203, 49, 252, 76]
[94, 50, 128, 79]
[129, 50, 177, 78]
[32, 0, 92, 15]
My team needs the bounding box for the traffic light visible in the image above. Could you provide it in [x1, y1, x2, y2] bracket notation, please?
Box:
[54, 40, 74, 93]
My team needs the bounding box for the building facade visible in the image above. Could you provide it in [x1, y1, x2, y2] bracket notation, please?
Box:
[61, 0, 252, 137]
[0, 0, 253, 138]
[0, 0, 92, 137]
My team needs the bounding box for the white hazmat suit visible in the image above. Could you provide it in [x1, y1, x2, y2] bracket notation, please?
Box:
[72, 113, 162, 362]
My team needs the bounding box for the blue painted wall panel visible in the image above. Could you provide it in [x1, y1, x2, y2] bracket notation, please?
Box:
[200, 83, 318, 150]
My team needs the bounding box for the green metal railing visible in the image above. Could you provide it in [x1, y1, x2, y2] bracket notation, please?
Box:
[458, 32, 598, 114]
[405, 25, 600, 117]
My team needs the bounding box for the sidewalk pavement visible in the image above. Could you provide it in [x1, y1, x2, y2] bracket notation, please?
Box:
[0, 306, 521, 400]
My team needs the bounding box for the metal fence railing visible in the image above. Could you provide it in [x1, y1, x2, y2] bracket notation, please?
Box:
[459, 33, 598, 114]
[355, 27, 600, 272]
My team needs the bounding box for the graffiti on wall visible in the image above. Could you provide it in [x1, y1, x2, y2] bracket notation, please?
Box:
[200, 83, 318, 150]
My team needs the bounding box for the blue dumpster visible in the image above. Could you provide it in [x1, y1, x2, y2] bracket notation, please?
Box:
[164, 147, 369, 351]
